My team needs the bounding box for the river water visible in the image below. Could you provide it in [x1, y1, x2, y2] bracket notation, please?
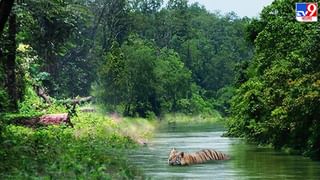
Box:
[129, 124, 320, 179]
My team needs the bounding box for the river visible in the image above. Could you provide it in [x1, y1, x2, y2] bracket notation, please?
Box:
[129, 124, 320, 179]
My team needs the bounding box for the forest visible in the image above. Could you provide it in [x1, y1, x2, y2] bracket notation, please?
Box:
[0, 0, 319, 178]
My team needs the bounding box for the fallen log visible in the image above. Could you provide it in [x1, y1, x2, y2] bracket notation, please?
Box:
[39, 113, 73, 127]
[13, 113, 73, 128]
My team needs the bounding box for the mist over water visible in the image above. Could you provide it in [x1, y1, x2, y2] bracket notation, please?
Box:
[129, 124, 320, 179]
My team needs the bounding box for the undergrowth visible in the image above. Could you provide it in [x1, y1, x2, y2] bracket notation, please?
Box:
[0, 112, 147, 179]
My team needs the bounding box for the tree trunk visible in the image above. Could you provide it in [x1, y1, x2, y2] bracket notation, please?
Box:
[0, 0, 15, 37]
[5, 12, 17, 110]
[124, 103, 131, 116]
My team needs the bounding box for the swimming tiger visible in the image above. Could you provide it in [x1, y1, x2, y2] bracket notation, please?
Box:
[168, 148, 230, 166]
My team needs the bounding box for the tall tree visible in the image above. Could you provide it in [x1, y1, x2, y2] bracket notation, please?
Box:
[0, 0, 17, 111]
[5, 12, 17, 110]
[0, 0, 15, 37]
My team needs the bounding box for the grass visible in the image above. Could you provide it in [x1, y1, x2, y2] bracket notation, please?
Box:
[162, 112, 222, 123]
[157, 112, 226, 132]
[160, 112, 224, 125]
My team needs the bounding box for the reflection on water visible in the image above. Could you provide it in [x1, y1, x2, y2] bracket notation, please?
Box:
[129, 124, 320, 179]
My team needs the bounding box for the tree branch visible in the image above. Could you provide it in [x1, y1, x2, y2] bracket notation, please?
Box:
[36, 86, 52, 104]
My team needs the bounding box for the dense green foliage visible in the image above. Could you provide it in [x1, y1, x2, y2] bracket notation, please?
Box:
[0, 112, 148, 178]
[95, 36, 195, 116]
[0, 64, 9, 112]
[1, 0, 319, 178]
[93, 0, 252, 116]
[0, 0, 253, 177]
[227, 0, 320, 159]
[1, 0, 252, 116]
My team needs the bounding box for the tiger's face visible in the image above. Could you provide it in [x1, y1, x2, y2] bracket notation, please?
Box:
[168, 148, 184, 165]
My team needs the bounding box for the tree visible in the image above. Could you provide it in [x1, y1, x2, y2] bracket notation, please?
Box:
[96, 37, 158, 116]
[0, 0, 17, 111]
[95, 36, 193, 116]
[131, 0, 163, 14]
[0, 0, 15, 37]
[155, 48, 192, 112]
[15, 0, 95, 97]
[227, 0, 320, 159]
[4, 12, 17, 110]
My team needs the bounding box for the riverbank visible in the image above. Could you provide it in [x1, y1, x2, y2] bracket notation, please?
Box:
[0, 112, 150, 179]
[158, 112, 225, 132]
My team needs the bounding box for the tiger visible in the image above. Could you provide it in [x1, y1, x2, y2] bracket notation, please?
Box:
[168, 148, 230, 166]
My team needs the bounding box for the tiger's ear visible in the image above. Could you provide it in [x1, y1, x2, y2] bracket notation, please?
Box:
[170, 148, 176, 153]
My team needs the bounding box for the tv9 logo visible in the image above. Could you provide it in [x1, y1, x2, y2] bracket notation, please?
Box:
[296, 2, 318, 22]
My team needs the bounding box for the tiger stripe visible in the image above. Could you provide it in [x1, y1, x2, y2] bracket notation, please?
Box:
[211, 150, 217, 159]
[203, 152, 210, 161]
[205, 150, 213, 160]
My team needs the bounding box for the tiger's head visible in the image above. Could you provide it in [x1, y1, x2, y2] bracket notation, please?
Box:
[168, 148, 185, 166]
